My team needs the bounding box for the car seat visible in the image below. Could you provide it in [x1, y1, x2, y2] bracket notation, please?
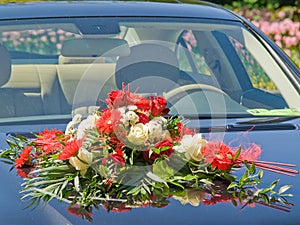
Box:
[115, 43, 180, 95]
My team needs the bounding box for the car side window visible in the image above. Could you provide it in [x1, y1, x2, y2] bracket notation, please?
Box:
[1, 28, 80, 64]
[228, 36, 278, 93]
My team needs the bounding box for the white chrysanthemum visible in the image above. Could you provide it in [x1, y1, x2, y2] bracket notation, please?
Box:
[76, 114, 97, 140]
[118, 106, 126, 115]
[65, 114, 82, 135]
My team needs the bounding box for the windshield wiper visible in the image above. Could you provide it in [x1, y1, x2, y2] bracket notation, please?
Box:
[236, 116, 300, 125]
[198, 122, 298, 133]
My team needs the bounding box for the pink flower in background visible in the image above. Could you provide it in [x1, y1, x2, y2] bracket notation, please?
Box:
[285, 49, 291, 57]
[56, 43, 62, 50]
[270, 21, 279, 34]
[37, 29, 45, 35]
[280, 18, 293, 33]
[57, 29, 65, 35]
[275, 40, 282, 48]
[278, 11, 286, 19]
[50, 37, 56, 43]
[260, 21, 271, 35]
[251, 21, 259, 28]
[41, 35, 47, 42]
[296, 31, 300, 39]
[274, 34, 282, 41]
[283, 36, 298, 48]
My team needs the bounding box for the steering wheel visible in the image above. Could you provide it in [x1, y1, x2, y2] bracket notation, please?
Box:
[164, 84, 229, 104]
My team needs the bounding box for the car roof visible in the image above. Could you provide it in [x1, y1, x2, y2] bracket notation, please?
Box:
[0, 0, 239, 21]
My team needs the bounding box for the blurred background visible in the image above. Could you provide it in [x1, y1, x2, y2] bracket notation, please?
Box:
[212, 0, 300, 68]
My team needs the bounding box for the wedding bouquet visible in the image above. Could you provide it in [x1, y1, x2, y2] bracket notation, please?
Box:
[0, 83, 297, 221]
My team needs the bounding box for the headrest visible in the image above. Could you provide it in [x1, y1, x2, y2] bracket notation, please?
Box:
[0, 44, 11, 86]
[58, 56, 105, 64]
[115, 43, 180, 93]
[60, 38, 130, 57]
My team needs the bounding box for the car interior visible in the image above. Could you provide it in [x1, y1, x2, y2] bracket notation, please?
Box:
[0, 18, 297, 120]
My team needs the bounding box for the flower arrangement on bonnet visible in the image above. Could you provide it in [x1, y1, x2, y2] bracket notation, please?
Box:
[0, 83, 298, 221]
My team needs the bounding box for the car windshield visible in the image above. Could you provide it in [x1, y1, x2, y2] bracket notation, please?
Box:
[1, 17, 299, 123]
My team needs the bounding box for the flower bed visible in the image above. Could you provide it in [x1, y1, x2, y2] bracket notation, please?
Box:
[232, 6, 300, 68]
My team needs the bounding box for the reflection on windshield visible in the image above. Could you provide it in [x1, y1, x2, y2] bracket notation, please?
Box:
[0, 17, 299, 122]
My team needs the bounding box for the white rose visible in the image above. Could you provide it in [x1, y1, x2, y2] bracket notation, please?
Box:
[147, 120, 163, 143]
[162, 130, 171, 141]
[127, 123, 149, 146]
[69, 148, 93, 175]
[175, 133, 207, 162]
[127, 105, 137, 111]
[125, 111, 139, 125]
[173, 189, 206, 207]
[76, 114, 97, 140]
[152, 116, 167, 126]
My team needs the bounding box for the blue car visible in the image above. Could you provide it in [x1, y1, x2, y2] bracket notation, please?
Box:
[0, 1, 299, 225]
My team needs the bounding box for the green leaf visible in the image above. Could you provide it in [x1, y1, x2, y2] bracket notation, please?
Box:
[231, 198, 238, 206]
[98, 165, 109, 178]
[278, 185, 292, 195]
[260, 187, 271, 194]
[199, 178, 214, 186]
[227, 182, 238, 190]
[233, 146, 241, 161]
[280, 193, 293, 197]
[183, 174, 196, 181]
[260, 193, 270, 205]
[146, 172, 168, 186]
[258, 170, 263, 179]
[249, 162, 256, 174]
[152, 147, 160, 154]
[74, 175, 80, 192]
[153, 160, 174, 180]
[142, 182, 151, 195]
[270, 179, 280, 190]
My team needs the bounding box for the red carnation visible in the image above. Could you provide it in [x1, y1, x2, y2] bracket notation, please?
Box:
[58, 139, 81, 160]
[15, 146, 33, 168]
[34, 128, 66, 155]
[202, 142, 235, 171]
[96, 109, 113, 134]
[150, 96, 169, 116]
